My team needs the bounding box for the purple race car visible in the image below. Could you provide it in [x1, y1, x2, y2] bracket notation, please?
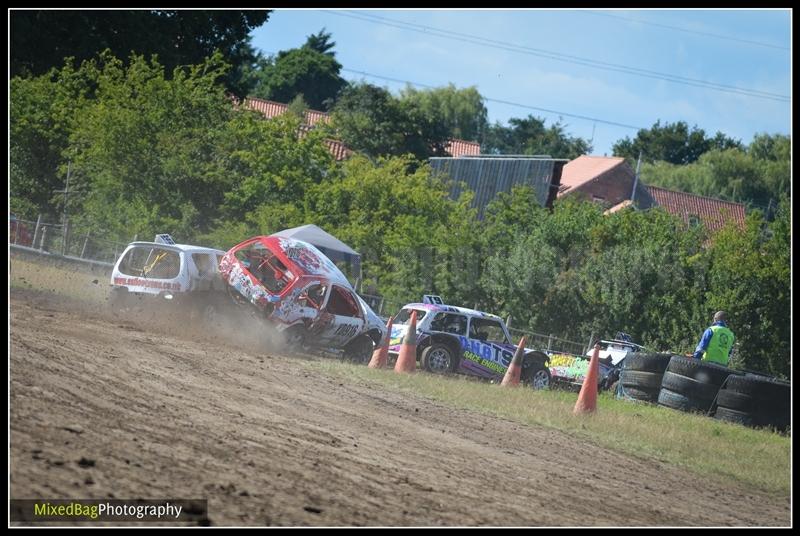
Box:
[387, 296, 551, 389]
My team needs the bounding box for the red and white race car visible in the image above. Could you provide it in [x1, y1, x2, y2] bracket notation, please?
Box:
[219, 235, 386, 361]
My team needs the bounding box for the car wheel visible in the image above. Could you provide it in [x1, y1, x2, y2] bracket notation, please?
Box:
[529, 367, 551, 390]
[283, 325, 307, 353]
[344, 335, 374, 364]
[421, 343, 455, 374]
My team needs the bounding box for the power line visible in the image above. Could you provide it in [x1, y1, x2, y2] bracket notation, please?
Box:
[341, 68, 647, 131]
[584, 10, 790, 52]
[322, 10, 789, 103]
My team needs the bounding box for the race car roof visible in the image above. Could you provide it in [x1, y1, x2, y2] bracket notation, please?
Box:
[127, 241, 226, 256]
[402, 302, 504, 322]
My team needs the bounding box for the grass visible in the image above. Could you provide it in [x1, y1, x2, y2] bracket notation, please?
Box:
[10, 255, 791, 496]
[304, 359, 791, 496]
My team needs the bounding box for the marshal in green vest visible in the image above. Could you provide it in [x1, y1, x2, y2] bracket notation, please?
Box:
[703, 325, 735, 365]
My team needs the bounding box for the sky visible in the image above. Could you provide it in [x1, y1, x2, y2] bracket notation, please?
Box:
[249, 8, 791, 157]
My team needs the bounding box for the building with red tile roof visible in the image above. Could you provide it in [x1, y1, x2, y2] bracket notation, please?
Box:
[557, 155, 746, 234]
[557, 155, 655, 209]
[240, 96, 481, 159]
[646, 185, 746, 233]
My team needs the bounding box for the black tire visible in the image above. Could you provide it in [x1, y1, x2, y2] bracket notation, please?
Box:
[617, 385, 659, 402]
[716, 389, 756, 413]
[665, 356, 739, 385]
[619, 370, 663, 390]
[657, 388, 709, 413]
[725, 375, 789, 406]
[522, 363, 551, 390]
[714, 407, 755, 427]
[343, 335, 374, 364]
[108, 287, 130, 314]
[622, 352, 672, 373]
[660, 371, 720, 402]
[282, 324, 307, 353]
[420, 343, 457, 374]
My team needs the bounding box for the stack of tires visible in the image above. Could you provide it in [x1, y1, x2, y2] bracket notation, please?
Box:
[657, 356, 740, 413]
[616, 353, 673, 402]
[714, 374, 790, 432]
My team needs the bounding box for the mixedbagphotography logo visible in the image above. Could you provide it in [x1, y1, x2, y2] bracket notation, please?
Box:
[10, 499, 208, 523]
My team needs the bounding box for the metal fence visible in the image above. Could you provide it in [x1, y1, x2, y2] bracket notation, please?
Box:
[10, 216, 132, 265]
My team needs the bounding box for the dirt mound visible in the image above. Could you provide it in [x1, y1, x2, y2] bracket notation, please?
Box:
[10, 290, 789, 526]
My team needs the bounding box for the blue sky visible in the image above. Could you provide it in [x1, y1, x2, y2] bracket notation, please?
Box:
[249, 8, 790, 157]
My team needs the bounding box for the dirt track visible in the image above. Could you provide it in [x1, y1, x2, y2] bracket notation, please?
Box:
[10, 289, 790, 526]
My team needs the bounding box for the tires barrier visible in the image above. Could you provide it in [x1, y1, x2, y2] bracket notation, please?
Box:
[617, 352, 672, 403]
[713, 374, 790, 432]
[656, 356, 740, 414]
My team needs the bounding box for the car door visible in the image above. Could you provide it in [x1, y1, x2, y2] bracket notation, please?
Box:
[313, 284, 366, 348]
[458, 317, 513, 378]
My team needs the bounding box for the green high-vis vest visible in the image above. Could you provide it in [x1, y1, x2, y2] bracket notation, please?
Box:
[703, 325, 735, 365]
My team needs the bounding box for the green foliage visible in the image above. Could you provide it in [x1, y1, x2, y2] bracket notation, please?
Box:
[249, 32, 346, 111]
[483, 115, 592, 159]
[640, 133, 790, 214]
[329, 82, 450, 161]
[613, 119, 743, 165]
[399, 83, 488, 142]
[704, 198, 790, 378]
[10, 10, 270, 97]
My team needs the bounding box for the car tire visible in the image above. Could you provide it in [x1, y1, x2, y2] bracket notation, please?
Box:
[619, 370, 663, 390]
[622, 352, 672, 373]
[657, 388, 708, 413]
[617, 385, 659, 402]
[344, 335, 374, 364]
[522, 363, 551, 390]
[660, 371, 721, 402]
[715, 389, 756, 413]
[665, 356, 740, 385]
[421, 343, 456, 374]
[282, 324, 307, 353]
[714, 407, 755, 427]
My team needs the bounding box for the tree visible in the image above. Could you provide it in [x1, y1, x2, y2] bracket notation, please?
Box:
[399, 83, 488, 142]
[612, 120, 742, 165]
[482, 115, 591, 159]
[10, 10, 270, 96]
[304, 28, 337, 56]
[249, 30, 346, 110]
[328, 82, 450, 161]
[640, 132, 790, 214]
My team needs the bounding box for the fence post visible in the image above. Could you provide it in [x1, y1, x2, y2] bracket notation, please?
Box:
[80, 232, 90, 258]
[586, 332, 595, 354]
[32, 214, 42, 249]
[61, 221, 69, 256]
[506, 315, 512, 329]
[39, 226, 48, 252]
[547, 334, 553, 352]
[12, 222, 18, 244]
[378, 297, 385, 316]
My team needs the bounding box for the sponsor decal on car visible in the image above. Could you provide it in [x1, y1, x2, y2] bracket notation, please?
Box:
[113, 277, 181, 291]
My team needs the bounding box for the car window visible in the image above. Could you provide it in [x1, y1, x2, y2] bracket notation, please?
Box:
[325, 285, 361, 318]
[119, 246, 181, 279]
[301, 283, 327, 309]
[468, 317, 509, 344]
[192, 253, 214, 276]
[236, 242, 295, 293]
[393, 308, 427, 325]
[429, 312, 467, 336]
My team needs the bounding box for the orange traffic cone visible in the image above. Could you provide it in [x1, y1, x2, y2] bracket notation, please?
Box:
[574, 343, 601, 414]
[501, 336, 527, 387]
[368, 316, 394, 369]
[394, 310, 418, 374]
